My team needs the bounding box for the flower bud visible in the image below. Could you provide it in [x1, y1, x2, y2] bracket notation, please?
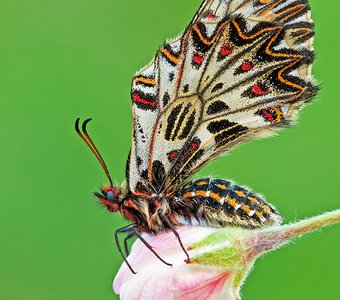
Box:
[114, 210, 339, 300]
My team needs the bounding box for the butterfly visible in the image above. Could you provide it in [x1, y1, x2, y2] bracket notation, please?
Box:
[76, 0, 317, 273]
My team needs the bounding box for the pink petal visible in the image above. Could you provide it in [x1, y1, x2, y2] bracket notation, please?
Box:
[113, 227, 223, 300]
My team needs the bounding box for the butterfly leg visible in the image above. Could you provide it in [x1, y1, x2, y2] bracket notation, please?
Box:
[158, 209, 191, 263]
[131, 226, 173, 267]
[114, 224, 137, 274]
[123, 231, 135, 257]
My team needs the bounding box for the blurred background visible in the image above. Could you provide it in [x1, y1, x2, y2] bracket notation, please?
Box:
[0, 0, 339, 299]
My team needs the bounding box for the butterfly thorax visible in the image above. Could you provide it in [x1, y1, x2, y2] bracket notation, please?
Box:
[95, 185, 173, 232]
[120, 194, 174, 233]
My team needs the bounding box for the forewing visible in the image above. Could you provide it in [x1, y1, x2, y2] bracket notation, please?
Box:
[127, 0, 316, 195]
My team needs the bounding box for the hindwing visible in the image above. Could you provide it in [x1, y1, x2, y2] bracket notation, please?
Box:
[127, 0, 316, 195]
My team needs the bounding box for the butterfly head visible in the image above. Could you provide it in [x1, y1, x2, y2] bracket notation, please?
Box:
[95, 185, 122, 213]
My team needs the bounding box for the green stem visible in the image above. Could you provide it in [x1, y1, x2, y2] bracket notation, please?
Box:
[249, 210, 340, 259]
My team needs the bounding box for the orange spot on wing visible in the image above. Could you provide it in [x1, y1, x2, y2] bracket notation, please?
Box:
[192, 21, 226, 46]
[134, 77, 156, 86]
[160, 48, 180, 65]
[259, 0, 284, 18]
[272, 106, 284, 122]
[289, 28, 312, 40]
[276, 4, 305, 23]
[231, 20, 279, 40]
[264, 29, 304, 99]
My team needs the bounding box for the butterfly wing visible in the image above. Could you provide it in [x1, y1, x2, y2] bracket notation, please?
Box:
[127, 0, 316, 195]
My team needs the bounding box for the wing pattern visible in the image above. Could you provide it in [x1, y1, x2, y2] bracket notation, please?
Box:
[127, 0, 316, 195]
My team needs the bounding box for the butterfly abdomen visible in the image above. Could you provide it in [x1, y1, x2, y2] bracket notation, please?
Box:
[174, 178, 282, 228]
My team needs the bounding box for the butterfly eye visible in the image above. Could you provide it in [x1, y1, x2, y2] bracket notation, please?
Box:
[107, 190, 115, 202]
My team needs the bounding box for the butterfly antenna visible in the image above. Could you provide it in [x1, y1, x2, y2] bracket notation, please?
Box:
[75, 118, 113, 187]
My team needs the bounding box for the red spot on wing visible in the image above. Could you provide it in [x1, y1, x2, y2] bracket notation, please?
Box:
[133, 93, 156, 107]
[169, 153, 177, 158]
[252, 84, 268, 95]
[261, 109, 275, 123]
[241, 61, 254, 71]
[193, 53, 204, 65]
[191, 142, 198, 150]
[207, 13, 216, 19]
[220, 44, 233, 57]
[168, 151, 178, 159]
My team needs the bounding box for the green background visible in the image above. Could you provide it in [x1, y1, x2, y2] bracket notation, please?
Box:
[0, 0, 339, 299]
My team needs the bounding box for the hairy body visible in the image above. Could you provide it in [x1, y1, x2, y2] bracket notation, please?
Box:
[97, 178, 281, 234]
